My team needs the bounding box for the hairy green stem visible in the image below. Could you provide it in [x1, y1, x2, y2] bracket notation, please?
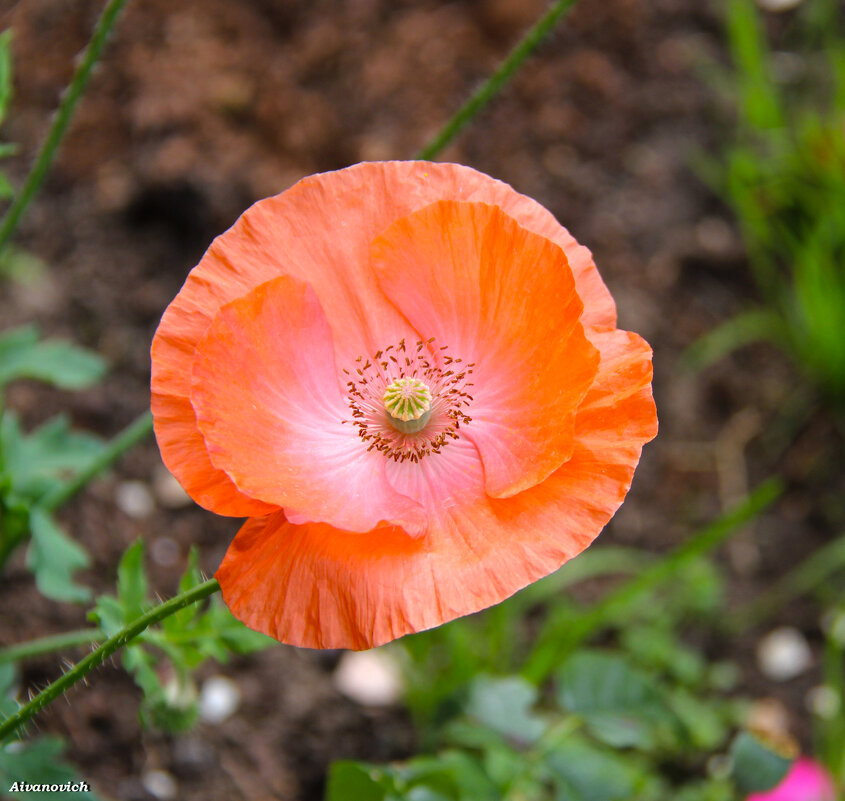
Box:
[0, 577, 219, 741]
[522, 479, 783, 682]
[415, 0, 579, 160]
[0, 628, 103, 665]
[0, 0, 129, 254]
[41, 410, 153, 511]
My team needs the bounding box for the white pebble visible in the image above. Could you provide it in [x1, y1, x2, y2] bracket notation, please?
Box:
[115, 480, 155, 518]
[757, 627, 812, 681]
[806, 685, 841, 719]
[141, 770, 178, 801]
[333, 649, 402, 706]
[152, 464, 192, 508]
[198, 675, 241, 724]
[150, 536, 181, 568]
[755, 0, 804, 11]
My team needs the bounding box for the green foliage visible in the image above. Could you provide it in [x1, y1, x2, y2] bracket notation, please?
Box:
[556, 651, 680, 750]
[0, 326, 108, 596]
[0, 29, 17, 202]
[26, 507, 90, 602]
[0, 665, 103, 799]
[465, 676, 546, 746]
[88, 541, 273, 732]
[330, 491, 799, 801]
[729, 731, 793, 793]
[0, 326, 106, 390]
[697, 0, 845, 407]
[0, 413, 105, 502]
[0, 411, 106, 600]
[326, 647, 743, 801]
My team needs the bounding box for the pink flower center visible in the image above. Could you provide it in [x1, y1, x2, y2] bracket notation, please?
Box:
[343, 338, 474, 463]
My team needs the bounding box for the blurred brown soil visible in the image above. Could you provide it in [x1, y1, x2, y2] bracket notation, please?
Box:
[0, 0, 842, 799]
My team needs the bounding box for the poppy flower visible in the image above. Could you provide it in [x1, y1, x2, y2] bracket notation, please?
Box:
[151, 161, 657, 649]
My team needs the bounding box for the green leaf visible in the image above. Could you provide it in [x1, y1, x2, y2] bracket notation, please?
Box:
[89, 543, 271, 734]
[25, 508, 90, 603]
[413, 751, 498, 801]
[465, 676, 546, 745]
[203, 599, 275, 655]
[546, 738, 648, 801]
[556, 651, 678, 749]
[0, 736, 104, 799]
[729, 731, 794, 793]
[116, 540, 148, 620]
[0, 325, 106, 390]
[326, 762, 389, 801]
[0, 412, 105, 502]
[0, 29, 12, 124]
[87, 595, 123, 637]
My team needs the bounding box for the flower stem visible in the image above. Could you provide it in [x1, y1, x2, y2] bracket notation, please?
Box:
[415, 0, 579, 160]
[0, 0, 130, 255]
[41, 409, 154, 511]
[0, 577, 220, 742]
[0, 628, 104, 665]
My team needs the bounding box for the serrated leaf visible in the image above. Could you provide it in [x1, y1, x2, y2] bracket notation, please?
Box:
[88, 595, 124, 637]
[116, 540, 148, 620]
[0, 412, 105, 502]
[465, 676, 545, 745]
[0, 736, 104, 799]
[556, 651, 678, 749]
[0, 325, 106, 390]
[25, 508, 90, 602]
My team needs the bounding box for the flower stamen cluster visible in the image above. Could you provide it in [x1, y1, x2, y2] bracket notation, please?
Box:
[343, 338, 474, 462]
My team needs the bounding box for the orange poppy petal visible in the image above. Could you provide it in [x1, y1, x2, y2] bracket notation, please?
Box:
[372, 200, 600, 498]
[191, 275, 423, 533]
[152, 393, 278, 517]
[216, 327, 656, 649]
[152, 162, 613, 510]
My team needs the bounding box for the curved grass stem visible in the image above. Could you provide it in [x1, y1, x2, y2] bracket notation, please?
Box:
[415, 0, 579, 160]
[0, 0, 129, 254]
[0, 577, 220, 742]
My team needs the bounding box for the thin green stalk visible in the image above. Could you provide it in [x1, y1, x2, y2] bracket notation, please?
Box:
[0, 577, 219, 741]
[415, 0, 579, 160]
[0, 628, 103, 665]
[729, 533, 845, 632]
[41, 409, 153, 511]
[522, 479, 783, 683]
[0, 0, 129, 255]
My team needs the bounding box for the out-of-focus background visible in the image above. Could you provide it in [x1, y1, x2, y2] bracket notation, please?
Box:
[0, 0, 843, 799]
